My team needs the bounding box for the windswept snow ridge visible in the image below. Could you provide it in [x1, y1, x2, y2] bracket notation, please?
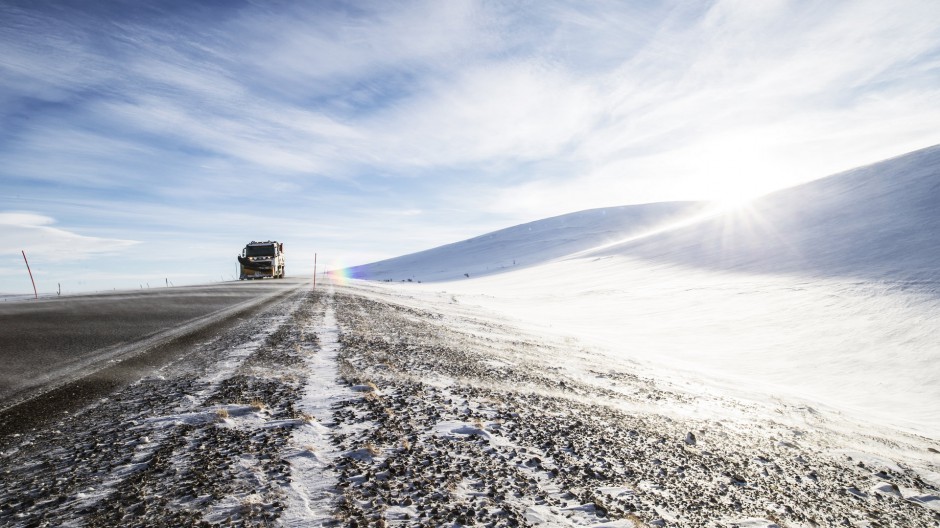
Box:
[346, 144, 940, 286]
[338, 145, 940, 438]
[280, 294, 358, 526]
[345, 201, 706, 282]
[592, 144, 940, 283]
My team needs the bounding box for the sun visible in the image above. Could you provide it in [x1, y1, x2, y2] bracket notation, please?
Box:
[709, 177, 762, 213]
[693, 147, 780, 214]
[701, 163, 782, 213]
[713, 191, 757, 213]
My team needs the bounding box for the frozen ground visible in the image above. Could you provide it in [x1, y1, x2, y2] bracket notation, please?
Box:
[325, 280, 940, 527]
[340, 145, 940, 440]
[406, 257, 940, 439]
[1, 280, 937, 526]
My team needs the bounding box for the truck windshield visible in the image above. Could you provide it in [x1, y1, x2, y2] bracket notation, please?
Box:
[245, 245, 275, 257]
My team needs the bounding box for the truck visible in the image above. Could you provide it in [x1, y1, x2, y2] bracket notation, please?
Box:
[238, 241, 285, 280]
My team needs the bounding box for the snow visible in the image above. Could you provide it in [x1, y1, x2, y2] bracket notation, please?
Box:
[523, 504, 639, 526]
[905, 493, 940, 513]
[592, 145, 940, 283]
[338, 144, 940, 439]
[433, 256, 940, 437]
[280, 294, 357, 527]
[726, 520, 780, 528]
[346, 201, 706, 282]
[433, 420, 513, 447]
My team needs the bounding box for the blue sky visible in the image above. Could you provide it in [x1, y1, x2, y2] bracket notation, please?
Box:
[2, 0, 939, 294]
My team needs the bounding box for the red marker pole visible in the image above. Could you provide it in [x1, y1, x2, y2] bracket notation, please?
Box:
[313, 253, 317, 289]
[22, 250, 38, 300]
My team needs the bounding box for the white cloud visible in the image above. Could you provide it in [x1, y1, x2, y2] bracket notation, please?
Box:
[0, 212, 55, 227]
[0, 5, 116, 103]
[474, 0, 940, 218]
[357, 63, 601, 168]
[234, 0, 493, 91]
[0, 212, 139, 261]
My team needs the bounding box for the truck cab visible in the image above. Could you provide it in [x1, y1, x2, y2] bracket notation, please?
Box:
[238, 241, 285, 279]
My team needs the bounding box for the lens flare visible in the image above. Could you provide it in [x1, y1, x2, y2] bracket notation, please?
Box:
[326, 264, 353, 284]
[324, 257, 383, 284]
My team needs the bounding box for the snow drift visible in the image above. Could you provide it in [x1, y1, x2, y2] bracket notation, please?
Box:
[344, 201, 706, 282]
[592, 144, 940, 284]
[340, 145, 940, 437]
[348, 144, 940, 287]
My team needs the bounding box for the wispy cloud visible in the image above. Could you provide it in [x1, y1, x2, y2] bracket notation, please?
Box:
[0, 211, 139, 261]
[480, 0, 940, 215]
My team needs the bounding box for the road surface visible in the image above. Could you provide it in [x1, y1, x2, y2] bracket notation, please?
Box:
[0, 278, 308, 414]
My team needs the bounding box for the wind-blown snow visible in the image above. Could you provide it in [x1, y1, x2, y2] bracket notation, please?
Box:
[345, 201, 706, 282]
[339, 145, 940, 438]
[593, 144, 940, 284]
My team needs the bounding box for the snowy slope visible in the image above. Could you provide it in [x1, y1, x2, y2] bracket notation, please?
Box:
[344, 201, 706, 282]
[593, 144, 940, 283]
[341, 145, 940, 437]
[348, 145, 940, 286]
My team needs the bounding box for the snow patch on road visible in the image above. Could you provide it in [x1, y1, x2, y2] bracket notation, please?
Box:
[280, 290, 355, 526]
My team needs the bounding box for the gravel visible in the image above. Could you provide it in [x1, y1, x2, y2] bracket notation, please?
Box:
[0, 284, 937, 527]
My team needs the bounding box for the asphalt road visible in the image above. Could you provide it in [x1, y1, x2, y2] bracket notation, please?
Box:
[0, 278, 308, 409]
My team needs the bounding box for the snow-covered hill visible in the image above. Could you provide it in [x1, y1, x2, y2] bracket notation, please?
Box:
[344, 201, 706, 282]
[339, 145, 940, 438]
[593, 144, 940, 283]
[348, 144, 940, 286]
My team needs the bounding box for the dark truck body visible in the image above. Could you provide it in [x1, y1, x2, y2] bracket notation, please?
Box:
[238, 241, 285, 279]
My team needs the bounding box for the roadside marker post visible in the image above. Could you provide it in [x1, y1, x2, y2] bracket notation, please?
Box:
[313, 253, 317, 289]
[21, 250, 38, 300]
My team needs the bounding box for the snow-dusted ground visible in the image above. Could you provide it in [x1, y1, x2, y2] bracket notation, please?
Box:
[279, 300, 351, 526]
[1, 279, 938, 526]
[0, 287, 344, 526]
[338, 145, 940, 440]
[400, 257, 940, 439]
[323, 278, 940, 526]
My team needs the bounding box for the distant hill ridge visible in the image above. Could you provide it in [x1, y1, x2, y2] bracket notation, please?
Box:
[593, 144, 940, 282]
[345, 201, 706, 282]
[345, 144, 940, 284]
